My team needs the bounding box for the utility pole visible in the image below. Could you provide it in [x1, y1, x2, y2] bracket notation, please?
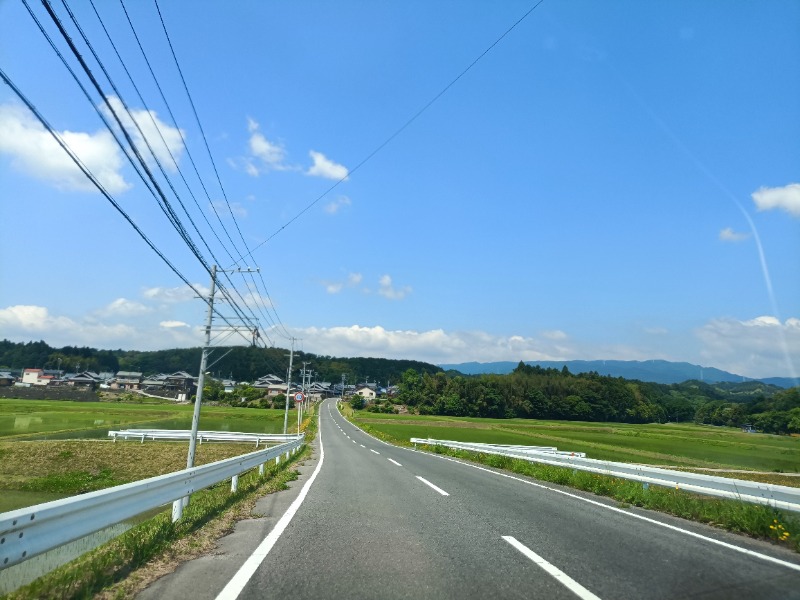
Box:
[173, 265, 217, 521]
[283, 338, 295, 434]
[186, 265, 217, 471]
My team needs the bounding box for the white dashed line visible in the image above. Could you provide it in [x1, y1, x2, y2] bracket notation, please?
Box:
[370, 449, 380, 455]
[416, 476, 449, 496]
[388, 458, 402, 467]
[360, 444, 365, 448]
[503, 536, 601, 600]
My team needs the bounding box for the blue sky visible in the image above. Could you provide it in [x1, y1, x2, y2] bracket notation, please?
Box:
[1, 1, 798, 380]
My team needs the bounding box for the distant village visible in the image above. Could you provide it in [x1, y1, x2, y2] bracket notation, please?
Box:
[0, 368, 395, 403]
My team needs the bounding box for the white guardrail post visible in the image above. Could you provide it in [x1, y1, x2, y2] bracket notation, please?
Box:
[411, 438, 800, 513]
[0, 434, 304, 571]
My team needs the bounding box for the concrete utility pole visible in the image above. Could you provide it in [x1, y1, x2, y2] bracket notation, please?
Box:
[173, 265, 217, 521]
[283, 338, 295, 434]
[186, 264, 217, 472]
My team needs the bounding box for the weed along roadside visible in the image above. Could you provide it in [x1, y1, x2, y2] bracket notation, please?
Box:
[0, 406, 318, 599]
[345, 409, 800, 554]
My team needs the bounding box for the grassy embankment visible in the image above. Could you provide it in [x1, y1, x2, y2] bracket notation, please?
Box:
[1, 400, 317, 599]
[348, 409, 800, 552]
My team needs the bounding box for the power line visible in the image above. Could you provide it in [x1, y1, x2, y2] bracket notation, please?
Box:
[236, 0, 547, 265]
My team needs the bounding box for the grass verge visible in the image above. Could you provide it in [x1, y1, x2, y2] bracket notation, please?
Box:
[350, 415, 800, 553]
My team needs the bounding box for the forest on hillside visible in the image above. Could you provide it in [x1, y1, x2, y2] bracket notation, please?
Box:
[0, 339, 440, 385]
[393, 362, 800, 434]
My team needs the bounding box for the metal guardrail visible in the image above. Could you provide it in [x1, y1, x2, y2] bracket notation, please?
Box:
[109, 429, 299, 446]
[411, 438, 800, 513]
[0, 434, 304, 570]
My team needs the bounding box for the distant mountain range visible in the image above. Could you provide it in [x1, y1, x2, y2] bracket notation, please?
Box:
[438, 359, 798, 388]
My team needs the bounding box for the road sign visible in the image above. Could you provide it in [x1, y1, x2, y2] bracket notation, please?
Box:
[294, 392, 305, 402]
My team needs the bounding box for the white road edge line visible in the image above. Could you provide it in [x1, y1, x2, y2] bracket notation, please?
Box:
[370, 449, 380, 455]
[416, 475, 449, 496]
[423, 454, 800, 573]
[388, 458, 402, 467]
[503, 536, 601, 600]
[337, 403, 800, 574]
[214, 412, 325, 600]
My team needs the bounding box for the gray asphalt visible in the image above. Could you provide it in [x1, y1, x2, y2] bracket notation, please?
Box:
[141, 399, 800, 600]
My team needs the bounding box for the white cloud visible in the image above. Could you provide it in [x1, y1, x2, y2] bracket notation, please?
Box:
[160, 320, 189, 328]
[101, 96, 184, 172]
[244, 118, 287, 175]
[751, 183, 800, 218]
[0, 103, 130, 194]
[378, 274, 412, 300]
[719, 227, 750, 242]
[541, 330, 567, 341]
[0, 305, 137, 347]
[696, 316, 800, 379]
[142, 284, 208, 304]
[293, 325, 573, 364]
[324, 195, 351, 214]
[307, 150, 348, 180]
[210, 200, 248, 218]
[96, 298, 150, 318]
[321, 272, 362, 294]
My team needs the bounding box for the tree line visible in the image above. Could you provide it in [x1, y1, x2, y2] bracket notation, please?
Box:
[393, 362, 799, 434]
[0, 339, 441, 385]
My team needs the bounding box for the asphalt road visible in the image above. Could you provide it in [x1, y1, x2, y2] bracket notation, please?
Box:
[141, 399, 800, 600]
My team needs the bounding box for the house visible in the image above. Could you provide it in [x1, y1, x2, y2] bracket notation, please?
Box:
[165, 371, 196, 394]
[142, 374, 169, 391]
[68, 371, 101, 389]
[0, 372, 15, 386]
[253, 374, 287, 396]
[307, 381, 332, 401]
[22, 369, 52, 386]
[112, 371, 143, 390]
[355, 386, 377, 401]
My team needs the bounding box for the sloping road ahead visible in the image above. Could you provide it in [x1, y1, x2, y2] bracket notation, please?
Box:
[142, 399, 800, 599]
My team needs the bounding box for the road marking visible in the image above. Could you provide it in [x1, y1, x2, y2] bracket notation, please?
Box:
[370, 449, 380, 455]
[503, 536, 601, 600]
[360, 444, 365, 448]
[215, 413, 324, 600]
[414, 453, 800, 574]
[388, 458, 402, 467]
[416, 476, 449, 496]
[352, 439, 356, 443]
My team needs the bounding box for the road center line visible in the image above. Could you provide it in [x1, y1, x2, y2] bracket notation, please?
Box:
[370, 449, 380, 455]
[416, 476, 449, 496]
[388, 458, 402, 467]
[503, 536, 601, 600]
[215, 413, 324, 600]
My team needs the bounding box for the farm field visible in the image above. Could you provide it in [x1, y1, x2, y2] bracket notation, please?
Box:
[352, 411, 800, 473]
[0, 398, 296, 440]
[0, 399, 302, 512]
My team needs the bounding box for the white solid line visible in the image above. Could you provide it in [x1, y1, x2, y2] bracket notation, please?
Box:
[215, 413, 324, 600]
[414, 453, 800, 574]
[416, 475, 449, 496]
[388, 458, 402, 467]
[503, 536, 601, 600]
[370, 449, 380, 455]
[336, 408, 800, 574]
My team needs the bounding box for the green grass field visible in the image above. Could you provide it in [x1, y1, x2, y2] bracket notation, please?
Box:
[352, 411, 800, 473]
[0, 398, 297, 440]
[0, 399, 303, 512]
